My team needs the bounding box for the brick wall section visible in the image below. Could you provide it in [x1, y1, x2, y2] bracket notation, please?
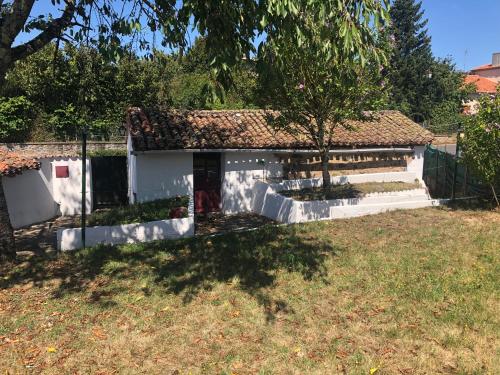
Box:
[0, 142, 126, 158]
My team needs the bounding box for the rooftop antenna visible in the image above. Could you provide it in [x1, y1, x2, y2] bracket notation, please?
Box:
[463, 49, 468, 72]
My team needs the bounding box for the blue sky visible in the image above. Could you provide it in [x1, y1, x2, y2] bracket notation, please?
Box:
[422, 0, 499, 70]
[14, 0, 500, 71]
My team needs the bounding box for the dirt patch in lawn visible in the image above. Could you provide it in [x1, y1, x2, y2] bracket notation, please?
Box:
[280, 181, 422, 201]
[1, 207, 499, 374]
[14, 216, 80, 255]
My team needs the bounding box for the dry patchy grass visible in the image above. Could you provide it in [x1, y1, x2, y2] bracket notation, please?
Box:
[0, 207, 499, 374]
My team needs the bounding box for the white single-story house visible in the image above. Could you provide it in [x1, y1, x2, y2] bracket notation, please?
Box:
[126, 108, 434, 215]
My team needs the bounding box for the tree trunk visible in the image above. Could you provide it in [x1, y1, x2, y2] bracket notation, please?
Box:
[0, 178, 16, 260]
[0, 47, 12, 86]
[491, 184, 500, 208]
[320, 152, 331, 188]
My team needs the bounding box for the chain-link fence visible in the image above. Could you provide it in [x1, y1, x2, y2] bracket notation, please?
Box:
[423, 145, 494, 199]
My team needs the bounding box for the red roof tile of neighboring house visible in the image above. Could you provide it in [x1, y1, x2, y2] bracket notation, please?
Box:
[127, 108, 434, 152]
[464, 75, 498, 94]
[471, 63, 496, 72]
[0, 150, 41, 177]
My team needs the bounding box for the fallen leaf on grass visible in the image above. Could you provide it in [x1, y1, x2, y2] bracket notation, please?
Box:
[47, 347, 57, 353]
[370, 367, 379, 374]
[336, 349, 349, 359]
[92, 327, 108, 340]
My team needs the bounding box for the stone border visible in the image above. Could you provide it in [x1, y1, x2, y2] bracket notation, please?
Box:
[57, 216, 194, 251]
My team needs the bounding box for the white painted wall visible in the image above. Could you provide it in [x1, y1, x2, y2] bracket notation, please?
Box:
[2, 158, 58, 228]
[129, 147, 425, 216]
[251, 179, 436, 224]
[52, 158, 92, 216]
[134, 153, 193, 204]
[406, 146, 426, 180]
[57, 216, 194, 251]
[3, 157, 92, 228]
[221, 152, 283, 214]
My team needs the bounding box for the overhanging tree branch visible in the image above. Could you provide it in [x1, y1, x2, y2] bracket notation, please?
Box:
[0, 0, 36, 46]
[11, 0, 76, 61]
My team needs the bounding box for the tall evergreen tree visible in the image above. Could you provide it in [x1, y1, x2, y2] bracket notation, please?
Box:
[388, 0, 434, 121]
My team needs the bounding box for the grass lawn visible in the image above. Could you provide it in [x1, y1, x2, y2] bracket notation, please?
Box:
[280, 181, 422, 201]
[86, 196, 189, 226]
[1, 207, 499, 374]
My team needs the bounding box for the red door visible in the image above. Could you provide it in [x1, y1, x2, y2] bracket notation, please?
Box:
[193, 153, 222, 214]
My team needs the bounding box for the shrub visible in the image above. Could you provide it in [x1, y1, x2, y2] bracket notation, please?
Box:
[87, 196, 190, 226]
[0, 96, 33, 142]
[461, 92, 500, 206]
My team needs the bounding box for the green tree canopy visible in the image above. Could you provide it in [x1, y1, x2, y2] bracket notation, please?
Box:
[387, 0, 465, 130]
[257, 0, 389, 187]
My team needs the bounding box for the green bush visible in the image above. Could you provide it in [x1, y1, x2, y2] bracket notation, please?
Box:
[47, 104, 86, 139]
[0, 96, 33, 142]
[461, 92, 500, 206]
[427, 100, 465, 134]
[87, 196, 190, 226]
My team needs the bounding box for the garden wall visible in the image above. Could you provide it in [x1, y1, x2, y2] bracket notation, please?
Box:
[57, 216, 194, 251]
[251, 171, 436, 224]
[0, 141, 125, 156]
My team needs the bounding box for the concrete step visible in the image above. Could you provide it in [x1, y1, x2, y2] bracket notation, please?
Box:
[324, 189, 430, 206]
[304, 199, 436, 222]
[289, 198, 437, 223]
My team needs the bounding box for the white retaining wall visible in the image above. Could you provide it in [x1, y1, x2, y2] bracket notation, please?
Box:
[251, 172, 435, 224]
[57, 216, 194, 251]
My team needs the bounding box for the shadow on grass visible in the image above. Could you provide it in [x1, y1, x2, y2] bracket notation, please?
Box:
[442, 198, 499, 211]
[1, 224, 341, 321]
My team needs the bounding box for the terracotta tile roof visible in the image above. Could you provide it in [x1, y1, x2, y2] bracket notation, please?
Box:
[464, 75, 498, 94]
[127, 108, 434, 151]
[471, 64, 500, 72]
[0, 150, 41, 177]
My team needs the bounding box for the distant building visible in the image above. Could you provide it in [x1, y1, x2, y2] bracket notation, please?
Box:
[463, 53, 499, 114]
[470, 52, 500, 82]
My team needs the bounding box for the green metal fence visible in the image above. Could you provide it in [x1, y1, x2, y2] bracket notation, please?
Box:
[423, 145, 493, 199]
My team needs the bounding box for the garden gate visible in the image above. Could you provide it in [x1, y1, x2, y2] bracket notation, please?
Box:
[91, 156, 128, 207]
